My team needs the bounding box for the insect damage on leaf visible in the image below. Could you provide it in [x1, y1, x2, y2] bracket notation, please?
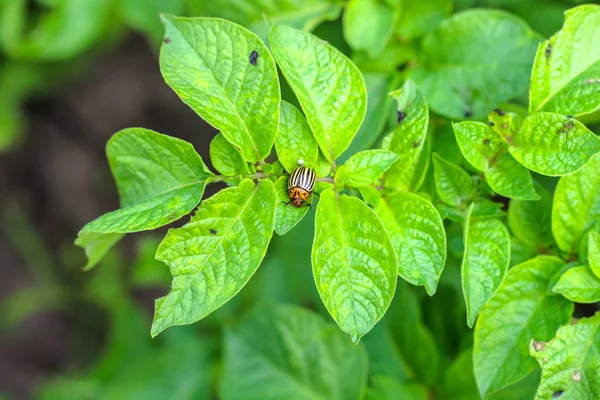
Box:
[397, 111, 406, 123]
[249, 50, 259, 66]
[545, 43, 552, 61]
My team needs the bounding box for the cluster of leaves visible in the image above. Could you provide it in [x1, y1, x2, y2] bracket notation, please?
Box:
[67, 1, 600, 399]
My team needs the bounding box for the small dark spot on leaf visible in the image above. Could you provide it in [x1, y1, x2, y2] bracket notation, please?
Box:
[397, 111, 406, 123]
[493, 108, 505, 116]
[545, 43, 552, 60]
[553, 390, 564, 398]
[164, 37, 171, 44]
[489, 121, 495, 126]
[413, 141, 420, 148]
[210, 228, 217, 235]
[463, 108, 472, 118]
[249, 50, 259, 66]
[567, 115, 573, 119]
[483, 138, 491, 145]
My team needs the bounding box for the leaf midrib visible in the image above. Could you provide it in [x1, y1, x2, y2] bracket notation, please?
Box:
[167, 18, 261, 160]
[83, 180, 206, 233]
[534, 57, 600, 113]
[157, 182, 261, 320]
[479, 288, 549, 395]
[333, 193, 359, 338]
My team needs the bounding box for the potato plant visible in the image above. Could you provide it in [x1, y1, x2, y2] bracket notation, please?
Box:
[69, 3, 600, 399]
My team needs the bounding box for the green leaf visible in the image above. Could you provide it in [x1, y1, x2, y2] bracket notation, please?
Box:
[76, 128, 212, 270]
[102, 337, 212, 400]
[387, 282, 443, 386]
[75, 232, 125, 271]
[553, 266, 600, 303]
[383, 80, 430, 192]
[474, 256, 573, 397]
[221, 304, 368, 400]
[151, 179, 276, 336]
[10, 0, 112, 61]
[552, 154, 600, 253]
[343, 0, 400, 58]
[453, 122, 538, 200]
[443, 349, 542, 400]
[340, 72, 399, 161]
[508, 182, 553, 247]
[359, 186, 383, 206]
[274, 176, 309, 235]
[0, 0, 24, 55]
[529, 5, 600, 116]
[376, 191, 446, 295]
[432, 153, 473, 207]
[462, 205, 510, 327]
[160, 15, 280, 162]
[275, 101, 319, 173]
[411, 9, 542, 120]
[589, 232, 600, 278]
[209, 133, 250, 177]
[530, 312, 600, 399]
[366, 377, 428, 400]
[187, 0, 343, 42]
[312, 189, 397, 341]
[471, 200, 506, 220]
[485, 152, 540, 200]
[395, 0, 451, 40]
[509, 113, 600, 176]
[443, 349, 480, 400]
[335, 150, 398, 188]
[270, 24, 367, 162]
[453, 121, 503, 171]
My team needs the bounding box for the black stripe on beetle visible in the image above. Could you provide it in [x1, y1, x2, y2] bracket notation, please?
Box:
[286, 167, 316, 208]
[249, 50, 259, 66]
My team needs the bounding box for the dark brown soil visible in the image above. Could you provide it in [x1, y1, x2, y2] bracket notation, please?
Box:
[0, 34, 218, 399]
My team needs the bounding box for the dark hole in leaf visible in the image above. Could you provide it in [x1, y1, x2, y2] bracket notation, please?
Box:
[463, 108, 472, 118]
[413, 141, 420, 148]
[483, 138, 491, 145]
[249, 50, 259, 66]
[493, 108, 505, 116]
[553, 390, 564, 398]
[397, 111, 406, 123]
[210, 228, 217, 235]
[164, 37, 171, 44]
[545, 43, 552, 59]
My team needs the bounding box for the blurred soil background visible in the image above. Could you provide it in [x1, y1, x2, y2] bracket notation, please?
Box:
[0, 33, 218, 399]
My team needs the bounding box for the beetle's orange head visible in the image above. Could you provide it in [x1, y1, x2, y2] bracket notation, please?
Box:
[292, 198, 304, 208]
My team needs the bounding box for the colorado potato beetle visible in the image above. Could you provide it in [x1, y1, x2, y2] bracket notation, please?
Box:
[286, 166, 316, 208]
